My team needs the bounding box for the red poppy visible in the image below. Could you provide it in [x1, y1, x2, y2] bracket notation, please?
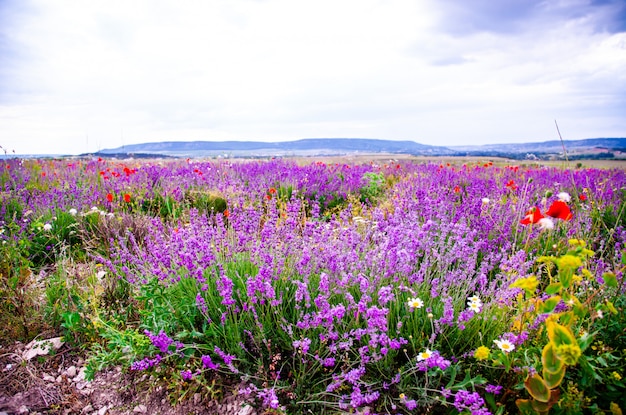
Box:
[223, 209, 230, 218]
[505, 180, 517, 190]
[579, 194, 587, 202]
[521, 206, 544, 225]
[123, 193, 131, 203]
[106, 193, 114, 203]
[268, 187, 277, 194]
[454, 185, 460, 193]
[545, 200, 572, 221]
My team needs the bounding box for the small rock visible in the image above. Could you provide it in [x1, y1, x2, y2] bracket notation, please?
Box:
[56, 375, 63, 383]
[82, 405, 94, 414]
[65, 366, 77, 378]
[18, 405, 29, 414]
[237, 405, 254, 415]
[98, 406, 108, 415]
[42, 373, 56, 382]
[22, 337, 64, 361]
[133, 404, 147, 413]
[193, 393, 201, 404]
[72, 367, 87, 383]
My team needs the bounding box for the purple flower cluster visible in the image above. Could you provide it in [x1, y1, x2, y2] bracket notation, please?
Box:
[453, 389, 492, 415]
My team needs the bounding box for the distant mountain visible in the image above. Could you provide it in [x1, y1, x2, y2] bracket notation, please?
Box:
[98, 138, 456, 157]
[95, 137, 626, 160]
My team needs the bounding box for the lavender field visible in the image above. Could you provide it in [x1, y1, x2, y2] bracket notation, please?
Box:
[1, 157, 625, 414]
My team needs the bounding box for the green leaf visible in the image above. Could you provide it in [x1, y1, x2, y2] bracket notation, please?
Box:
[545, 282, 563, 295]
[547, 320, 576, 346]
[542, 342, 563, 374]
[516, 399, 535, 415]
[541, 296, 561, 313]
[525, 373, 551, 403]
[603, 272, 618, 288]
[543, 365, 566, 389]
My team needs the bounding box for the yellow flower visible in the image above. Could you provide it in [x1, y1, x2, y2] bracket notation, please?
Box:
[556, 255, 582, 271]
[612, 372, 622, 381]
[556, 343, 582, 366]
[510, 275, 538, 294]
[568, 239, 586, 247]
[474, 346, 490, 361]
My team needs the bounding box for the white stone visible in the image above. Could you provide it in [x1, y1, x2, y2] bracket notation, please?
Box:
[22, 337, 64, 361]
[65, 366, 77, 378]
[133, 405, 147, 413]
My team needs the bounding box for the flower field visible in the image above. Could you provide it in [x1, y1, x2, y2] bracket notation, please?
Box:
[1, 157, 625, 414]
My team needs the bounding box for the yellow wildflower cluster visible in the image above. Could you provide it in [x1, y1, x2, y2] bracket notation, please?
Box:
[474, 346, 490, 361]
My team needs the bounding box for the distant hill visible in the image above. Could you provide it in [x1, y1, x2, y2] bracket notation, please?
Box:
[94, 137, 626, 160]
[98, 138, 456, 157]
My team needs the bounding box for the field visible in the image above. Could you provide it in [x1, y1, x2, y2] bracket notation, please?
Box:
[1, 156, 625, 414]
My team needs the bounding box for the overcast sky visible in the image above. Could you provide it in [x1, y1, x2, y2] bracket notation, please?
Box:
[1, 0, 625, 155]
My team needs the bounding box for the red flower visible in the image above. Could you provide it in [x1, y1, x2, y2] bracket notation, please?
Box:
[545, 200, 572, 221]
[579, 194, 587, 202]
[521, 206, 544, 225]
[223, 209, 230, 218]
[454, 185, 460, 193]
[268, 187, 277, 194]
[123, 193, 131, 203]
[505, 180, 517, 190]
[106, 193, 114, 203]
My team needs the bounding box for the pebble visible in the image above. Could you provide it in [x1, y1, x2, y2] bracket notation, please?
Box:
[82, 404, 94, 413]
[133, 404, 147, 413]
[98, 405, 109, 415]
[42, 373, 56, 382]
[65, 366, 77, 378]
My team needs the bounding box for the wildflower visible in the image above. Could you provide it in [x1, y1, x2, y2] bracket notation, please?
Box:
[407, 297, 424, 309]
[417, 349, 433, 361]
[485, 384, 503, 395]
[467, 295, 482, 312]
[510, 275, 538, 294]
[201, 355, 219, 370]
[223, 209, 230, 218]
[68, 208, 77, 216]
[43, 223, 52, 231]
[268, 187, 277, 194]
[106, 193, 114, 202]
[505, 180, 517, 190]
[556, 254, 582, 270]
[494, 338, 515, 353]
[555, 343, 581, 366]
[454, 185, 460, 193]
[474, 346, 490, 360]
[579, 194, 587, 201]
[521, 206, 543, 225]
[557, 192, 571, 203]
[124, 193, 131, 203]
[537, 217, 554, 230]
[468, 301, 482, 312]
[612, 372, 622, 381]
[545, 200, 572, 221]
[481, 197, 490, 204]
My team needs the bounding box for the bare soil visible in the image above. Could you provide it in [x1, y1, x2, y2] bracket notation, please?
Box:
[0, 342, 259, 415]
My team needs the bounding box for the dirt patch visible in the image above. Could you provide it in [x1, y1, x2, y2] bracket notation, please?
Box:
[0, 342, 259, 415]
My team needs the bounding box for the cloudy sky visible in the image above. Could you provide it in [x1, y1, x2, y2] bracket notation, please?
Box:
[1, 0, 625, 155]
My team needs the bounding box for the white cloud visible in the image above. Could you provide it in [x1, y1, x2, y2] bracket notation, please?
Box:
[0, 0, 624, 154]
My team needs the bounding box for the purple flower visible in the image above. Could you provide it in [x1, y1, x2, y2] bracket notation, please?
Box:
[485, 384, 503, 395]
[201, 354, 219, 370]
[145, 330, 173, 354]
[180, 369, 193, 381]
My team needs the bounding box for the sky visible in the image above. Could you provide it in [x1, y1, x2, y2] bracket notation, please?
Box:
[1, 0, 625, 155]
